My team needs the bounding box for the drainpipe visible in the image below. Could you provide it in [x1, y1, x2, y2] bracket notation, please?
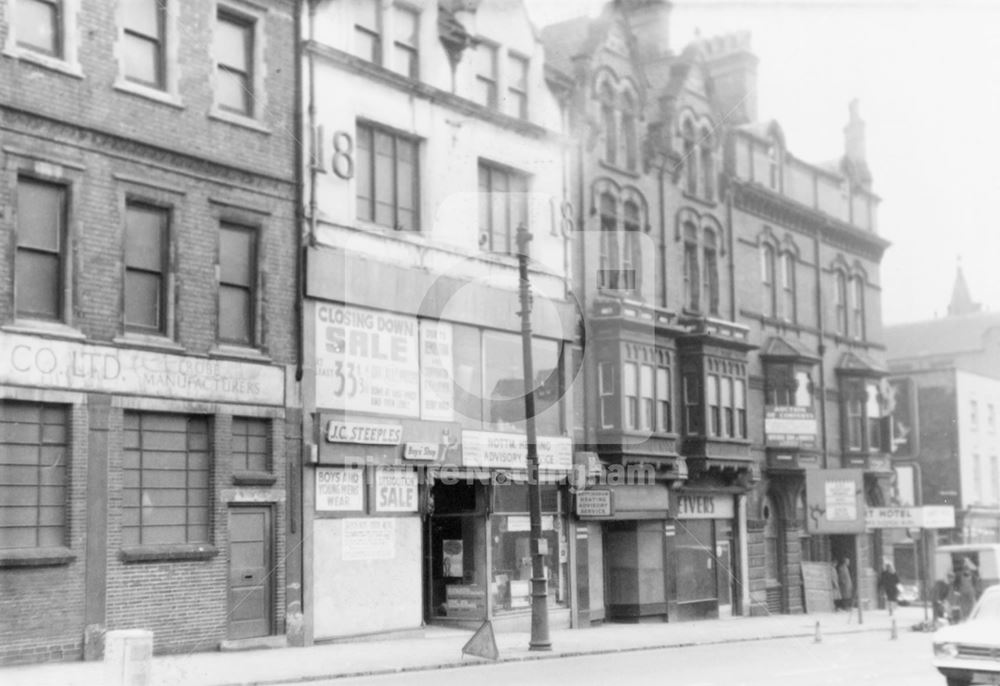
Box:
[814, 228, 828, 468]
[293, 1, 306, 383]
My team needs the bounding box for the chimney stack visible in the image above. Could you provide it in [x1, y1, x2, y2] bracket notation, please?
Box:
[620, 0, 673, 61]
[700, 32, 758, 125]
[843, 99, 872, 188]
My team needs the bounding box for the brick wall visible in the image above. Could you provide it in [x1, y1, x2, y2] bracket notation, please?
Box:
[0, 404, 89, 665]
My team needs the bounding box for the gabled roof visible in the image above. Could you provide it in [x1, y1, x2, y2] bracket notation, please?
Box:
[836, 350, 888, 375]
[759, 336, 820, 363]
[885, 311, 1000, 361]
[540, 16, 592, 78]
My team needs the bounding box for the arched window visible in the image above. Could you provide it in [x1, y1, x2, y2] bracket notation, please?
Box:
[781, 251, 796, 323]
[621, 93, 638, 172]
[703, 229, 719, 315]
[850, 274, 866, 340]
[763, 495, 780, 583]
[599, 192, 618, 289]
[682, 120, 697, 195]
[761, 243, 776, 318]
[683, 222, 699, 311]
[834, 269, 848, 335]
[623, 199, 641, 291]
[768, 142, 780, 190]
[700, 129, 714, 200]
[601, 85, 617, 166]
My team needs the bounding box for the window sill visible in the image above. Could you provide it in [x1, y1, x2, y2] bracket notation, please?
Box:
[209, 108, 271, 135]
[3, 320, 86, 340]
[113, 80, 185, 109]
[234, 470, 277, 486]
[598, 159, 641, 179]
[0, 547, 76, 568]
[112, 334, 185, 354]
[2, 48, 84, 79]
[681, 191, 718, 208]
[210, 345, 271, 363]
[119, 544, 219, 563]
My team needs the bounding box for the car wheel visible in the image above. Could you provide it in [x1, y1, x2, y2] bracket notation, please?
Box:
[946, 678, 971, 686]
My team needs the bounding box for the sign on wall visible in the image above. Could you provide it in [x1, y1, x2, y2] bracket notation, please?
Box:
[805, 469, 866, 534]
[419, 321, 453, 421]
[316, 467, 365, 512]
[342, 518, 396, 561]
[675, 493, 735, 520]
[324, 420, 402, 445]
[374, 468, 419, 513]
[461, 431, 572, 472]
[576, 490, 613, 518]
[765, 407, 818, 447]
[0, 333, 284, 405]
[315, 304, 420, 416]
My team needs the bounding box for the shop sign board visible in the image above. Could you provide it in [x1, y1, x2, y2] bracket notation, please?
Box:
[461, 431, 572, 472]
[764, 406, 817, 447]
[403, 442, 440, 461]
[805, 469, 865, 534]
[314, 304, 420, 416]
[675, 494, 735, 520]
[576, 490, 613, 518]
[315, 467, 364, 512]
[866, 505, 956, 529]
[0, 332, 284, 405]
[324, 420, 402, 445]
[866, 507, 921, 529]
[419, 321, 453, 421]
[341, 518, 396, 560]
[374, 468, 419, 513]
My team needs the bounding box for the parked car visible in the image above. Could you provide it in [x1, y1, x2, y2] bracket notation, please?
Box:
[933, 585, 1000, 686]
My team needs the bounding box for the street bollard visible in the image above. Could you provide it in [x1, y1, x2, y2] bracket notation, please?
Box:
[890, 618, 898, 640]
[814, 621, 822, 643]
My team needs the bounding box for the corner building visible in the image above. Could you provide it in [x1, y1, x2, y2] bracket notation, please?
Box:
[298, 0, 578, 641]
[0, 0, 298, 664]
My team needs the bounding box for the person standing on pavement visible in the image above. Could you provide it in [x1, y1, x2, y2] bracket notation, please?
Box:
[837, 557, 854, 611]
[957, 557, 979, 621]
[879, 563, 900, 615]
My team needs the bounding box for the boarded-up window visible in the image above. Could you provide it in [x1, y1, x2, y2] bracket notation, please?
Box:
[0, 402, 67, 549]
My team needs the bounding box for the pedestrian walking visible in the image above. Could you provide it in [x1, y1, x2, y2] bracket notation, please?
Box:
[932, 571, 956, 622]
[837, 557, 854, 611]
[879, 563, 900, 615]
[831, 560, 842, 611]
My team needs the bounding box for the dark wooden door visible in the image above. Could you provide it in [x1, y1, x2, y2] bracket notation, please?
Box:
[228, 507, 273, 639]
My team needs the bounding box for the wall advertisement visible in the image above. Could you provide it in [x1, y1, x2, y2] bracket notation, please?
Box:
[0, 332, 284, 405]
[461, 431, 572, 471]
[315, 304, 420, 416]
[805, 469, 865, 534]
[764, 406, 818, 447]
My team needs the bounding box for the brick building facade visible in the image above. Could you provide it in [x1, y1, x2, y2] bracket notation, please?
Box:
[0, 0, 298, 664]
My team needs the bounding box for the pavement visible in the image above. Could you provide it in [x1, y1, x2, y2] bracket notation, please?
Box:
[1, 605, 932, 686]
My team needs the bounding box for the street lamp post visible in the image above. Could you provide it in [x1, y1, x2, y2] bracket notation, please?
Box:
[515, 224, 551, 651]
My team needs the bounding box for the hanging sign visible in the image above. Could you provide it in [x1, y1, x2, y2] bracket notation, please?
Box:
[805, 469, 865, 534]
[576, 490, 614, 518]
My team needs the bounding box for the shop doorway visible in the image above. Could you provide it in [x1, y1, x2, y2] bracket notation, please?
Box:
[426, 481, 485, 622]
[227, 506, 274, 640]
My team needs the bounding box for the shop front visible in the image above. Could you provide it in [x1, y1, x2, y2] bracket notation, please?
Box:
[426, 431, 574, 632]
[673, 491, 738, 620]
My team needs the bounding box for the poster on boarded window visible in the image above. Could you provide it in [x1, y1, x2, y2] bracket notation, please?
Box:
[315, 304, 420, 416]
[419, 321, 453, 421]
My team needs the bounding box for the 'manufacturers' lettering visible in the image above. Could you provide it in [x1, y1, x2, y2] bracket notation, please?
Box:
[1, 333, 283, 405]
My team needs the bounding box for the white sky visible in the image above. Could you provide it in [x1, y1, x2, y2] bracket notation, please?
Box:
[525, 0, 1000, 324]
